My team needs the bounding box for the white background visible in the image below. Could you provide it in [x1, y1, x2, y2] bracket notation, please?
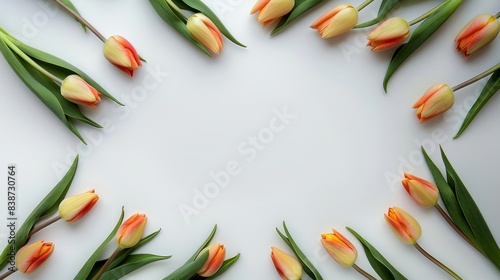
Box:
[0, 0, 499, 279]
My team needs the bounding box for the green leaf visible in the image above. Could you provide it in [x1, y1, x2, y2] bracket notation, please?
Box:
[162, 250, 209, 280]
[181, 0, 246, 47]
[0, 156, 78, 270]
[99, 254, 171, 280]
[75, 207, 125, 280]
[58, 0, 87, 32]
[421, 147, 477, 245]
[383, 0, 462, 92]
[205, 253, 240, 280]
[271, 0, 325, 36]
[439, 147, 500, 270]
[276, 221, 323, 280]
[148, 0, 210, 56]
[347, 227, 408, 280]
[188, 224, 218, 262]
[356, 0, 402, 28]
[454, 69, 500, 138]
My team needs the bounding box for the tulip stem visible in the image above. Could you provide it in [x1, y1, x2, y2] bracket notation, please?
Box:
[495, 12, 500, 19]
[165, 0, 188, 21]
[52, 0, 107, 42]
[414, 242, 462, 280]
[0, 30, 63, 85]
[435, 204, 486, 256]
[356, 0, 374, 12]
[352, 263, 377, 280]
[92, 247, 121, 280]
[452, 63, 500, 91]
[408, 2, 446, 26]
[28, 216, 62, 239]
[0, 268, 17, 280]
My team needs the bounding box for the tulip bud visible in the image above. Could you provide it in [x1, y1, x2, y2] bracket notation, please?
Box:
[402, 173, 439, 207]
[251, 0, 294, 27]
[310, 4, 358, 39]
[412, 83, 454, 123]
[385, 207, 422, 244]
[455, 14, 500, 58]
[320, 229, 357, 267]
[187, 13, 224, 54]
[58, 189, 99, 222]
[103, 35, 142, 77]
[367, 17, 410, 51]
[270, 247, 303, 280]
[15, 240, 54, 274]
[60, 75, 101, 107]
[196, 243, 226, 277]
[116, 213, 147, 248]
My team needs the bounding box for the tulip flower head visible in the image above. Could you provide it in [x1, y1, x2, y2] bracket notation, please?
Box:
[58, 189, 99, 222]
[15, 240, 54, 274]
[270, 247, 303, 280]
[116, 213, 147, 248]
[412, 83, 454, 123]
[60, 75, 101, 107]
[385, 207, 422, 244]
[402, 173, 439, 207]
[187, 13, 224, 54]
[196, 243, 226, 277]
[320, 229, 357, 267]
[251, 0, 295, 27]
[367, 17, 410, 51]
[103, 35, 142, 76]
[455, 14, 500, 58]
[310, 4, 358, 39]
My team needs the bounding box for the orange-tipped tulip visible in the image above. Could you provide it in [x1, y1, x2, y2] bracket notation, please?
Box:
[60, 75, 101, 107]
[15, 240, 54, 274]
[187, 13, 224, 54]
[367, 17, 410, 51]
[385, 207, 422, 245]
[58, 189, 99, 222]
[251, 0, 294, 27]
[103, 35, 142, 76]
[412, 83, 454, 123]
[196, 243, 226, 277]
[321, 229, 357, 267]
[455, 14, 500, 58]
[270, 247, 302, 280]
[402, 173, 439, 207]
[116, 213, 147, 248]
[310, 4, 358, 39]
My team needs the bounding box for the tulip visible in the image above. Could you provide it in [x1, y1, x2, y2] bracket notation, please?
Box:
[270, 247, 302, 280]
[116, 213, 147, 248]
[384, 207, 422, 244]
[320, 229, 357, 267]
[196, 243, 226, 277]
[103, 35, 142, 76]
[251, 0, 294, 27]
[455, 14, 500, 58]
[367, 17, 410, 51]
[402, 173, 439, 207]
[310, 4, 358, 39]
[187, 13, 224, 54]
[58, 189, 99, 222]
[412, 83, 454, 123]
[60, 75, 101, 107]
[15, 240, 54, 274]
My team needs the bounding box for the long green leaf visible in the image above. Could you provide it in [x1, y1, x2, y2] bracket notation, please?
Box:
[454, 69, 500, 138]
[421, 147, 477, 244]
[99, 254, 171, 280]
[75, 208, 125, 280]
[0, 156, 78, 270]
[383, 0, 462, 92]
[181, 0, 245, 47]
[188, 224, 217, 262]
[271, 0, 325, 35]
[58, 0, 87, 31]
[205, 253, 240, 280]
[162, 250, 209, 280]
[148, 0, 210, 56]
[440, 147, 500, 270]
[347, 227, 408, 280]
[356, 0, 402, 28]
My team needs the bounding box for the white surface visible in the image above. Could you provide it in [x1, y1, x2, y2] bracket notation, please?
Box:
[0, 0, 499, 279]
